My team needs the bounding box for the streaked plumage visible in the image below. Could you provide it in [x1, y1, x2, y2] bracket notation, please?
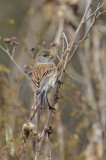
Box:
[31, 49, 57, 108]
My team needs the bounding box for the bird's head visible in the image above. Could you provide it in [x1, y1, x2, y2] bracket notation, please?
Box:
[35, 49, 54, 64]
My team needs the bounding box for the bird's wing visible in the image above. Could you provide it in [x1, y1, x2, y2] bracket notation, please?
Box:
[32, 63, 56, 92]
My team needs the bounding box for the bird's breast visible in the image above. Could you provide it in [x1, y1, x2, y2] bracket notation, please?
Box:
[48, 71, 57, 88]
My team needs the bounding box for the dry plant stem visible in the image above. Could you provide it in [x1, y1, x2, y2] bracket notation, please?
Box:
[67, 0, 93, 50]
[60, 0, 95, 76]
[0, 45, 30, 80]
[34, 1, 99, 159]
[54, 50, 62, 61]
[39, 110, 53, 148]
[68, 17, 95, 62]
[57, 0, 106, 69]
[29, 94, 40, 121]
[65, 70, 75, 81]
[35, 110, 39, 134]
[63, 32, 69, 51]
[57, 0, 94, 70]
[100, 10, 106, 15]
[34, 93, 39, 134]
[83, 1, 106, 23]
[68, 1, 105, 63]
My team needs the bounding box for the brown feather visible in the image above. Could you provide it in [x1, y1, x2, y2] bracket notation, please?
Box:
[32, 63, 55, 91]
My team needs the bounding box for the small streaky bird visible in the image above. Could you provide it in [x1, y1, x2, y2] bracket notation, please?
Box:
[31, 49, 57, 109]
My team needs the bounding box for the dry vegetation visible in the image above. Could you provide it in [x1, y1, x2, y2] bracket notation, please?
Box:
[0, 0, 106, 160]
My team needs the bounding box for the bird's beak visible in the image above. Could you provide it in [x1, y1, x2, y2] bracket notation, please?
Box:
[48, 54, 54, 59]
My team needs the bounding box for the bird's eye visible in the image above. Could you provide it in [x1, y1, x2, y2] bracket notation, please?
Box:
[43, 54, 47, 57]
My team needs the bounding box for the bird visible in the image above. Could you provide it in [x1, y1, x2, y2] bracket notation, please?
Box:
[31, 49, 57, 109]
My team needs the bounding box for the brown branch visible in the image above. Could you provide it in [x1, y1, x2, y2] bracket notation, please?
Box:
[57, 0, 94, 70]
[68, 0, 106, 63]
[29, 94, 40, 122]
[57, 0, 106, 70]
[83, 1, 106, 23]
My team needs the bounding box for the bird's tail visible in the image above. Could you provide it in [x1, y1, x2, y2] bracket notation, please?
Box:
[40, 90, 47, 109]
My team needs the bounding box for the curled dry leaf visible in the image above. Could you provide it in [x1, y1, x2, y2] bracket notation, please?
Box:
[22, 122, 37, 140]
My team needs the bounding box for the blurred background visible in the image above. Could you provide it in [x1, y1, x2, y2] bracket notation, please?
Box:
[0, 0, 106, 160]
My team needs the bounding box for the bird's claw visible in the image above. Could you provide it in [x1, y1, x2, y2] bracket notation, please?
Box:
[54, 94, 59, 101]
[57, 80, 63, 86]
[48, 126, 53, 135]
[49, 105, 56, 114]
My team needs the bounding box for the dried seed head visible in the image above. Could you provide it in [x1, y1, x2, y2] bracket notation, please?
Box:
[4, 38, 11, 43]
[22, 122, 36, 139]
[10, 40, 19, 46]
[31, 48, 35, 52]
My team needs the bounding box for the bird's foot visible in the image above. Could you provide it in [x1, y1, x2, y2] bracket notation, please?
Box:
[48, 126, 53, 135]
[54, 94, 59, 102]
[57, 80, 63, 86]
[49, 105, 56, 114]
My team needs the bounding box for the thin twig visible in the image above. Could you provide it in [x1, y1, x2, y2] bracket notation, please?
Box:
[65, 70, 76, 81]
[57, 0, 94, 70]
[83, 1, 106, 23]
[55, 51, 62, 61]
[29, 94, 40, 121]
[99, 10, 106, 15]
[63, 32, 69, 51]
[0, 45, 30, 80]
[68, 1, 105, 63]
[12, 46, 16, 58]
